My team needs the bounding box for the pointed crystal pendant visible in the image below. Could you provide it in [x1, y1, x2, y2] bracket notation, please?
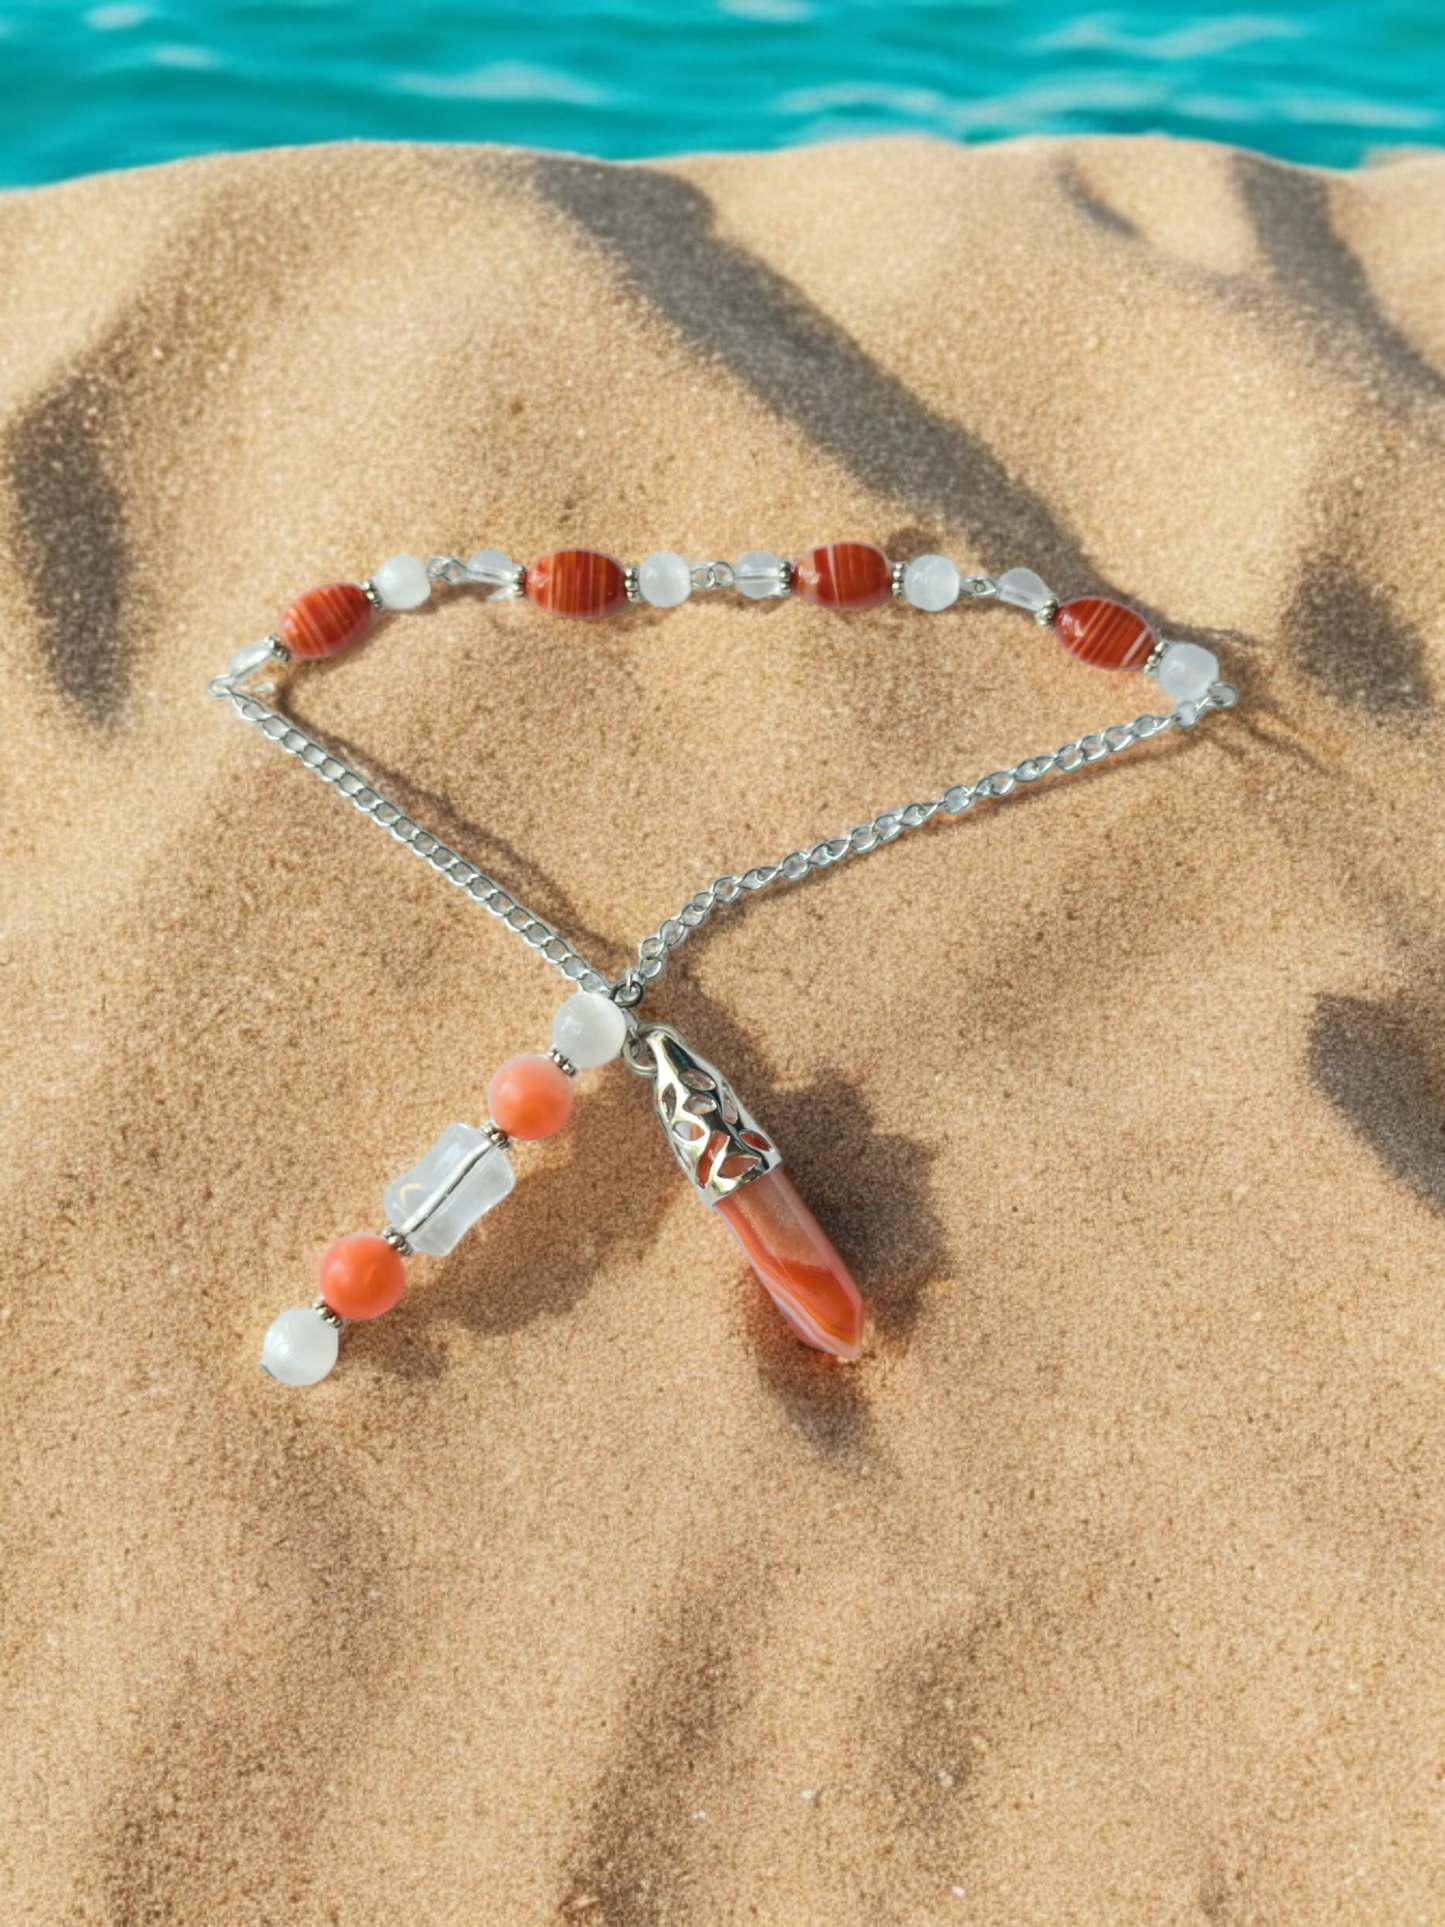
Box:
[638, 1023, 866, 1361]
[715, 1169, 864, 1361]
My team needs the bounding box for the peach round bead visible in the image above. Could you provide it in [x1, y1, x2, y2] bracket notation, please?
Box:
[318, 1231, 406, 1321]
[488, 1053, 575, 1140]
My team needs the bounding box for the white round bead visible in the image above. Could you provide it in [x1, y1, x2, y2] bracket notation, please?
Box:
[261, 1307, 340, 1387]
[551, 990, 629, 1069]
[1155, 641, 1220, 703]
[638, 551, 693, 609]
[903, 554, 961, 612]
[735, 550, 787, 600]
[372, 552, 431, 611]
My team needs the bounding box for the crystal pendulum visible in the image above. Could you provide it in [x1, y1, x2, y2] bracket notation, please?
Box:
[634, 1023, 866, 1361]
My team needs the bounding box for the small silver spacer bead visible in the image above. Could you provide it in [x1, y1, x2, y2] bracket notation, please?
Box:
[483, 1121, 512, 1152]
[311, 1296, 346, 1329]
[547, 1047, 579, 1078]
[1142, 638, 1168, 676]
[266, 633, 292, 663]
[778, 559, 794, 594]
[624, 565, 642, 604]
[378, 1224, 414, 1258]
[891, 560, 907, 598]
[360, 577, 385, 612]
[1034, 599, 1060, 627]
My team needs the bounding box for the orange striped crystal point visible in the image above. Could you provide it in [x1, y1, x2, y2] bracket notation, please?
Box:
[716, 1168, 866, 1362]
[638, 1021, 866, 1362]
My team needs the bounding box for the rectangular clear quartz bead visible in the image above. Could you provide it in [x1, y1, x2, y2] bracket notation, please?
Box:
[383, 1123, 515, 1256]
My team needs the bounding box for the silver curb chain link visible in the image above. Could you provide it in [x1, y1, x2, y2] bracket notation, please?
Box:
[211, 683, 616, 995]
[611, 679, 1238, 1004]
[207, 569, 1238, 1009]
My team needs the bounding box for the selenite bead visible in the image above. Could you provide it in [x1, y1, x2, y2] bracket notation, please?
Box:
[637, 551, 693, 609]
[551, 989, 629, 1069]
[715, 1168, 866, 1362]
[995, 567, 1056, 613]
[317, 1231, 406, 1321]
[524, 549, 630, 620]
[1155, 640, 1220, 703]
[791, 541, 894, 611]
[903, 554, 961, 612]
[280, 582, 379, 660]
[260, 1307, 340, 1386]
[1050, 595, 1156, 671]
[735, 550, 789, 599]
[488, 1053, 575, 1140]
[384, 1123, 516, 1257]
[372, 552, 431, 611]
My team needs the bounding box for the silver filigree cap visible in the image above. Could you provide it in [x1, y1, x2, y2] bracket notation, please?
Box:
[637, 1023, 782, 1205]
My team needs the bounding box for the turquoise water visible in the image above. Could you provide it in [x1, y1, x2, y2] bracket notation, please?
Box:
[2, 1, 1441, 187]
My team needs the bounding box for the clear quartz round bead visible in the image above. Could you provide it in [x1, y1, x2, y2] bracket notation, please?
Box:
[372, 552, 431, 611]
[552, 990, 629, 1069]
[260, 1307, 340, 1387]
[1155, 641, 1220, 703]
[902, 554, 962, 611]
[735, 550, 788, 600]
[637, 551, 693, 609]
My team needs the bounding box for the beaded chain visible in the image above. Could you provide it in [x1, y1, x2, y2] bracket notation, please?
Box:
[208, 537, 1239, 1385]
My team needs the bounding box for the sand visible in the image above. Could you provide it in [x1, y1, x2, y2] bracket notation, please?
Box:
[2, 129, 1444, 1924]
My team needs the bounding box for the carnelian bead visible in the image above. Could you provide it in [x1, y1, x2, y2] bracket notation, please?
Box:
[1050, 595, 1155, 671]
[488, 1053, 575, 1140]
[524, 550, 630, 620]
[790, 541, 894, 611]
[281, 582, 379, 660]
[318, 1231, 406, 1320]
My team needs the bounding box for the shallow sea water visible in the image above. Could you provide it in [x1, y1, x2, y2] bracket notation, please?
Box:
[1, 0, 1441, 187]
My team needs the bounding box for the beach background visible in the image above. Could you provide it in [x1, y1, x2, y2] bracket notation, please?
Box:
[2, 7, 1445, 1926]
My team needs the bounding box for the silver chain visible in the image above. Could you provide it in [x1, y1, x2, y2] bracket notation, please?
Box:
[208, 680, 615, 994]
[610, 682, 1237, 1003]
[208, 583, 1238, 1009]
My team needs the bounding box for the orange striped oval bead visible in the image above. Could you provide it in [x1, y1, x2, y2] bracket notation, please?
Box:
[1050, 596, 1155, 671]
[790, 541, 894, 611]
[524, 550, 630, 620]
[280, 582, 379, 661]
